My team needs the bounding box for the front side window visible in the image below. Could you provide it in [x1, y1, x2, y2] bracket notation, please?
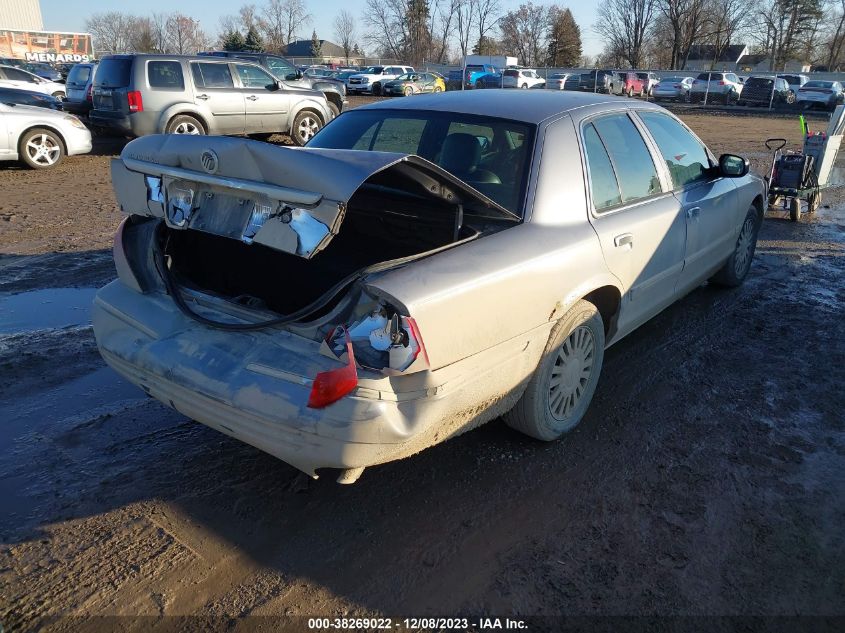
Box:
[590, 115, 661, 204]
[235, 64, 276, 89]
[147, 61, 184, 89]
[190, 62, 234, 89]
[5, 67, 37, 82]
[639, 111, 711, 188]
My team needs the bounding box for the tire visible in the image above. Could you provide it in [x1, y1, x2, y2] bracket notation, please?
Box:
[724, 91, 732, 105]
[19, 127, 65, 169]
[166, 114, 205, 135]
[403, 86, 414, 96]
[327, 101, 340, 117]
[789, 197, 801, 221]
[711, 205, 762, 287]
[433, 85, 443, 93]
[504, 300, 605, 441]
[51, 91, 65, 99]
[786, 92, 795, 105]
[627, 86, 633, 98]
[290, 109, 322, 146]
[372, 82, 382, 96]
[475, 80, 483, 90]
[809, 189, 821, 213]
[521, 83, 528, 89]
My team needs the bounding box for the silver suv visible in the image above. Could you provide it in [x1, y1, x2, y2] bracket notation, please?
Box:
[89, 54, 332, 145]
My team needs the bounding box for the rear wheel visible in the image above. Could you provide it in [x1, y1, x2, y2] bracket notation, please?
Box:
[166, 115, 204, 135]
[504, 300, 605, 441]
[19, 127, 65, 169]
[291, 109, 322, 146]
[372, 82, 382, 96]
[403, 86, 414, 96]
[51, 91, 65, 99]
[521, 83, 528, 89]
[711, 205, 762, 286]
[627, 86, 633, 97]
[433, 85, 443, 93]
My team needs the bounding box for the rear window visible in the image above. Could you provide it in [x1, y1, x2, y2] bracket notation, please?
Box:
[504, 69, 518, 77]
[746, 77, 774, 87]
[95, 58, 132, 88]
[67, 65, 91, 84]
[780, 75, 800, 84]
[696, 73, 722, 80]
[148, 60, 184, 89]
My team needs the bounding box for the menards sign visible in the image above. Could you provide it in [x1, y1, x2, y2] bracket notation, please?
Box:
[1, 29, 94, 63]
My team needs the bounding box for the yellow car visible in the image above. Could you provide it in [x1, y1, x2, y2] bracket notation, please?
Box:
[382, 72, 446, 96]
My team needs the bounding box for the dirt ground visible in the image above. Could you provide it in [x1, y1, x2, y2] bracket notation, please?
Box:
[1, 102, 844, 632]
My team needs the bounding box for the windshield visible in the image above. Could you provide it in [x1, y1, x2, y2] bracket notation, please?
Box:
[310, 109, 535, 216]
[746, 77, 774, 86]
[364, 66, 383, 74]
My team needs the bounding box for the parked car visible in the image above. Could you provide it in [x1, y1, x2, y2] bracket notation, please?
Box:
[447, 64, 502, 90]
[636, 72, 660, 96]
[198, 51, 347, 117]
[796, 80, 845, 110]
[0, 86, 63, 110]
[304, 67, 335, 78]
[545, 73, 576, 90]
[579, 69, 615, 93]
[382, 72, 445, 96]
[503, 68, 545, 89]
[347, 65, 414, 95]
[611, 71, 645, 97]
[93, 91, 765, 482]
[652, 76, 694, 102]
[736, 76, 794, 107]
[0, 65, 66, 98]
[63, 62, 98, 115]
[89, 54, 332, 146]
[0, 101, 91, 168]
[23, 62, 63, 82]
[690, 72, 743, 104]
[777, 74, 809, 95]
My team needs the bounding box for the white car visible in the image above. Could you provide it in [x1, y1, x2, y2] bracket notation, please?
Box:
[503, 68, 545, 89]
[690, 71, 743, 104]
[347, 65, 414, 95]
[0, 64, 66, 99]
[0, 102, 92, 168]
[795, 80, 845, 110]
[545, 72, 575, 90]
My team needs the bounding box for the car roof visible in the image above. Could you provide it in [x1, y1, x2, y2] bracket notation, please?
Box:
[353, 89, 663, 124]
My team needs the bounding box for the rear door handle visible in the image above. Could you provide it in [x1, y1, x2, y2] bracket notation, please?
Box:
[614, 233, 634, 248]
[246, 95, 258, 101]
[686, 206, 701, 219]
[196, 93, 210, 100]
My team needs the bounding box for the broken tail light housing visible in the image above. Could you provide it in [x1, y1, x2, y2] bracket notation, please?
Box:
[308, 326, 358, 408]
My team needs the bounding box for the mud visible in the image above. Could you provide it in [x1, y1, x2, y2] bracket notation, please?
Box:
[1, 107, 843, 630]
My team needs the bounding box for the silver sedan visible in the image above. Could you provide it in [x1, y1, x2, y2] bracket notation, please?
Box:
[652, 76, 694, 101]
[0, 101, 92, 168]
[93, 91, 765, 482]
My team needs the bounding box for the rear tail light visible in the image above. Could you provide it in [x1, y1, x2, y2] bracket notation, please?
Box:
[86, 83, 93, 102]
[308, 327, 358, 409]
[718, 81, 726, 85]
[127, 90, 143, 112]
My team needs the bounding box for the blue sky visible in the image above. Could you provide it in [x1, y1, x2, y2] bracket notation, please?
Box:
[41, 0, 602, 57]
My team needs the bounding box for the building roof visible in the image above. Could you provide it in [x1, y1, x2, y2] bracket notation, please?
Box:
[283, 39, 347, 57]
[687, 44, 747, 63]
[354, 89, 664, 124]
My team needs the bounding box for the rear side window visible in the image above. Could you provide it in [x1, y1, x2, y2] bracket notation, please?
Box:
[583, 124, 622, 211]
[639, 112, 710, 188]
[4, 67, 37, 82]
[590, 115, 661, 205]
[191, 62, 234, 88]
[148, 61, 184, 89]
[95, 58, 132, 88]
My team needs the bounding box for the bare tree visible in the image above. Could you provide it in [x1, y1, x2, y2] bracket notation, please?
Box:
[84, 12, 135, 54]
[826, 0, 845, 68]
[594, 0, 657, 68]
[655, 0, 709, 69]
[239, 4, 259, 31]
[281, 0, 312, 46]
[705, 0, 750, 69]
[334, 9, 357, 61]
[474, 0, 502, 54]
[499, 2, 550, 66]
[259, 0, 287, 52]
[363, 0, 411, 60]
[454, 0, 476, 60]
[165, 13, 208, 54]
[754, 0, 823, 69]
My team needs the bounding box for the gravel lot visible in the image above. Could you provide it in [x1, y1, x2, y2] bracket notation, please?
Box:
[1, 100, 843, 631]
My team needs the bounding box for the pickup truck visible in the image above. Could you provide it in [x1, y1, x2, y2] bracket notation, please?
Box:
[447, 64, 502, 90]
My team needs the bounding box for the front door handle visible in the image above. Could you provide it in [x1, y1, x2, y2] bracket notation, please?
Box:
[614, 233, 634, 248]
[686, 206, 701, 219]
[246, 95, 258, 101]
[196, 93, 210, 100]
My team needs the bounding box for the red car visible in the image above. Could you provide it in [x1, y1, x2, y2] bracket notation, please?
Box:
[611, 71, 646, 97]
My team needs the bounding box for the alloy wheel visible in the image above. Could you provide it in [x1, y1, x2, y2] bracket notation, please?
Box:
[297, 115, 320, 143]
[734, 216, 756, 277]
[173, 121, 200, 134]
[25, 133, 61, 166]
[547, 325, 595, 421]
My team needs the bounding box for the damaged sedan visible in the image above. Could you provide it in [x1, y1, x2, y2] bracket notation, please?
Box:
[93, 91, 766, 482]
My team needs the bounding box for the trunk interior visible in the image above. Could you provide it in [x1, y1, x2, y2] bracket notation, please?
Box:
[162, 172, 495, 317]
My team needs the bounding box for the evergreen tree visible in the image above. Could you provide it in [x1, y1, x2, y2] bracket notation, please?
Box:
[222, 30, 246, 51]
[547, 7, 582, 67]
[243, 25, 265, 52]
[310, 30, 322, 58]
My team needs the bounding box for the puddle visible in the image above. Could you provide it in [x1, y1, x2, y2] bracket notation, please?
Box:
[0, 287, 97, 334]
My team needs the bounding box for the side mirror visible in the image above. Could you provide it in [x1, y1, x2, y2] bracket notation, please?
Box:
[271, 80, 282, 91]
[719, 154, 749, 178]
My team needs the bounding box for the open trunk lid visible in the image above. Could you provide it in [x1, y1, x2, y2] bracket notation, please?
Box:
[111, 134, 518, 259]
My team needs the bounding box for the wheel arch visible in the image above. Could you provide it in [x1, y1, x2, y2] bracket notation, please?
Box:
[158, 106, 208, 134]
[581, 285, 622, 338]
[18, 124, 68, 156]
